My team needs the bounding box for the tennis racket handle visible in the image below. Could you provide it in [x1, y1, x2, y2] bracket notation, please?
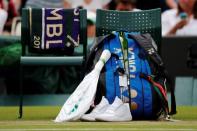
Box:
[95, 50, 111, 71]
[100, 49, 111, 62]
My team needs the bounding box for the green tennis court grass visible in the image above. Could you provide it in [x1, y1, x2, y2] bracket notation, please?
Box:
[0, 106, 197, 130]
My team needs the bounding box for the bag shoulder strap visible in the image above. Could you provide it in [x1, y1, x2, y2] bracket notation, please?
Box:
[128, 33, 163, 67]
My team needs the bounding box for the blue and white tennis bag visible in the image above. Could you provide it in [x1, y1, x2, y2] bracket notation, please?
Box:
[85, 31, 176, 120]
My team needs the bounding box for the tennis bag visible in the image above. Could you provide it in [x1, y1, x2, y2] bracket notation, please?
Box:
[85, 31, 176, 120]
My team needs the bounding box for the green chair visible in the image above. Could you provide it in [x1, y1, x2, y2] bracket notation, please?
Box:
[19, 8, 87, 118]
[96, 8, 161, 48]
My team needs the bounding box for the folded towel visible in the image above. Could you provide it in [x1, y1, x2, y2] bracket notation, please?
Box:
[29, 8, 80, 54]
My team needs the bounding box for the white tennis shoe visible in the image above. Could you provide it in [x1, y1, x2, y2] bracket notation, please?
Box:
[95, 96, 132, 122]
[80, 96, 109, 121]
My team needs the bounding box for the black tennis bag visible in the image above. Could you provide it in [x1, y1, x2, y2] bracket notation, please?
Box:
[85, 31, 176, 120]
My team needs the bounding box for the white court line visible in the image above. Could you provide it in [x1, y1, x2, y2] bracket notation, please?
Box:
[0, 128, 195, 131]
[0, 121, 186, 126]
